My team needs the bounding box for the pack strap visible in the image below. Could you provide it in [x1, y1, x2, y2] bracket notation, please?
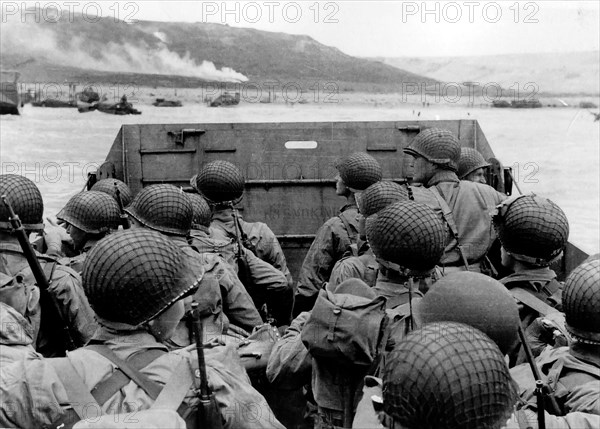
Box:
[429, 186, 470, 270]
[338, 211, 358, 249]
[90, 348, 166, 405]
[510, 287, 557, 317]
[151, 359, 195, 410]
[85, 344, 163, 400]
[48, 357, 102, 422]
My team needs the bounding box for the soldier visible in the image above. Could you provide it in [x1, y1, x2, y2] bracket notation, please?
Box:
[56, 191, 121, 273]
[329, 181, 408, 288]
[193, 160, 294, 289]
[492, 194, 569, 365]
[267, 201, 446, 428]
[0, 174, 97, 357]
[366, 200, 446, 311]
[188, 192, 292, 327]
[378, 322, 518, 429]
[403, 128, 505, 272]
[294, 152, 382, 315]
[1, 229, 285, 428]
[511, 258, 600, 424]
[458, 147, 490, 184]
[90, 178, 133, 207]
[125, 184, 262, 337]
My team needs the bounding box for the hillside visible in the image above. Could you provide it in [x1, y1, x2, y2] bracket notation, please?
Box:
[376, 52, 600, 96]
[0, 13, 436, 92]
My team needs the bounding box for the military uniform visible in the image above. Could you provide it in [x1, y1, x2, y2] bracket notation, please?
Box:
[511, 259, 600, 423]
[403, 128, 505, 270]
[0, 174, 97, 357]
[329, 249, 378, 288]
[1, 229, 284, 429]
[58, 239, 98, 274]
[189, 193, 293, 326]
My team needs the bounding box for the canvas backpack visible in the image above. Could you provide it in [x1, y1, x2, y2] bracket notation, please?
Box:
[301, 288, 388, 367]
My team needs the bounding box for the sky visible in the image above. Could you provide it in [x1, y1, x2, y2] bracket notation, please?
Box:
[11, 1, 600, 57]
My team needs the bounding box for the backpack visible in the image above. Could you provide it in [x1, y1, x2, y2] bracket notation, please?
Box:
[301, 288, 388, 367]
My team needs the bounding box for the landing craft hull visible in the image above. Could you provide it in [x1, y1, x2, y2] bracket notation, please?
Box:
[94, 120, 588, 280]
[0, 71, 21, 115]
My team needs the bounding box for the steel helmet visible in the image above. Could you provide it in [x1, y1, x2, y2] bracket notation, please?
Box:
[57, 191, 121, 234]
[125, 184, 193, 236]
[194, 160, 245, 203]
[90, 178, 133, 207]
[403, 128, 461, 172]
[458, 147, 490, 179]
[562, 258, 600, 344]
[358, 181, 409, 217]
[335, 152, 383, 190]
[188, 193, 212, 229]
[0, 174, 44, 231]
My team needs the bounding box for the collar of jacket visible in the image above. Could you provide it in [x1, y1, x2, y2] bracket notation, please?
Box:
[499, 268, 557, 287]
[211, 208, 234, 223]
[339, 203, 357, 213]
[426, 170, 460, 187]
[0, 302, 35, 346]
[569, 342, 600, 369]
[91, 323, 169, 352]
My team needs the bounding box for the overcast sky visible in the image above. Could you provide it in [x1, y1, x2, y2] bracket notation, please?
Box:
[25, 1, 600, 57]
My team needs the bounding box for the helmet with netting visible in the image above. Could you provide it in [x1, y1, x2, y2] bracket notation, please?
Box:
[359, 181, 409, 217]
[82, 229, 202, 326]
[194, 160, 245, 203]
[188, 193, 212, 229]
[90, 178, 133, 207]
[562, 258, 600, 344]
[125, 184, 192, 236]
[366, 201, 446, 275]
[335, 152, 382, 190]
[0, 174, 44, 231]
[57, 191, 121, 234]
[492, 194, 569, 266]
[403, 128, 461, 172]
[417, 272, 519, 354]
[382, 322, 517, 429]
[458, 147, 490, 179]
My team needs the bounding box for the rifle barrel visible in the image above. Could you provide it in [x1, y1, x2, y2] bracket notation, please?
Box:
[191, 302, 211, 399]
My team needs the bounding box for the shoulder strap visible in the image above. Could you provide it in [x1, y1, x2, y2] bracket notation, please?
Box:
[338, 211, 358, 247]
[510, 287, 558, 316]
[41, 259, 57, 283]
[90, 348, 166, 405]
[429, 186, 471, 269]
[151, 359, 195, 410]
[48, 357, 102, 422]
[85, 344, 163, 400]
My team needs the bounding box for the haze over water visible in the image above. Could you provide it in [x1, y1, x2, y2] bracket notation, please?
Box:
[1, 101, 598, 254]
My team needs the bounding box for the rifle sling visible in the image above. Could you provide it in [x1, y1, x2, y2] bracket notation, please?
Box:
[152, 359, 195, 411]
[510, 287, 557, 317]
[85, 344, 164, 401]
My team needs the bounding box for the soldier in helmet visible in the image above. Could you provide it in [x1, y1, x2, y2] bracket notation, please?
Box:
[510, 258, 600, 425]
[1, 229, 285, 428]
[403, 128, 505, 272]
[56, 191, 121, 273]
[0, 174, 97, 357]
[329, 181, 408, 288]
[90, 178, 133, 207]
[366, 200, 446, 312]
[193, 160, 294, 290]
[294, 152, 383, 315]
[187, 192, 292, 327]
[492, 194, 569, 365]
[458, 147, 490, 184]
[125, 184, 262, 337]
[377, 322, 518, 429]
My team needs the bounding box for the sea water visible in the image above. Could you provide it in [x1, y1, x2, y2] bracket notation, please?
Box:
[1, 101, 598, 253]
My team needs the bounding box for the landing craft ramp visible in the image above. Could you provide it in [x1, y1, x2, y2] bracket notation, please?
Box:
[96, 120, 588, 280]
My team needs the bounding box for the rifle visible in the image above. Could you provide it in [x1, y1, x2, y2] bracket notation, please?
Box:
[190, 301, 223, 429]
[517, 324, 561, 426]
[1, 194, 76, 352]
[114, 182, 130, 229]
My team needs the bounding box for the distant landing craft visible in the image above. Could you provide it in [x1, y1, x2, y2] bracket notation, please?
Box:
[590, 111, 600, 122]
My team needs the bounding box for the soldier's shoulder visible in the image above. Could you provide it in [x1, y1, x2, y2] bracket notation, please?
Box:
[461, 180, 505, 202]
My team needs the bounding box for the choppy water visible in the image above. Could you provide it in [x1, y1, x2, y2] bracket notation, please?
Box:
[1, 101, 598, 253]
